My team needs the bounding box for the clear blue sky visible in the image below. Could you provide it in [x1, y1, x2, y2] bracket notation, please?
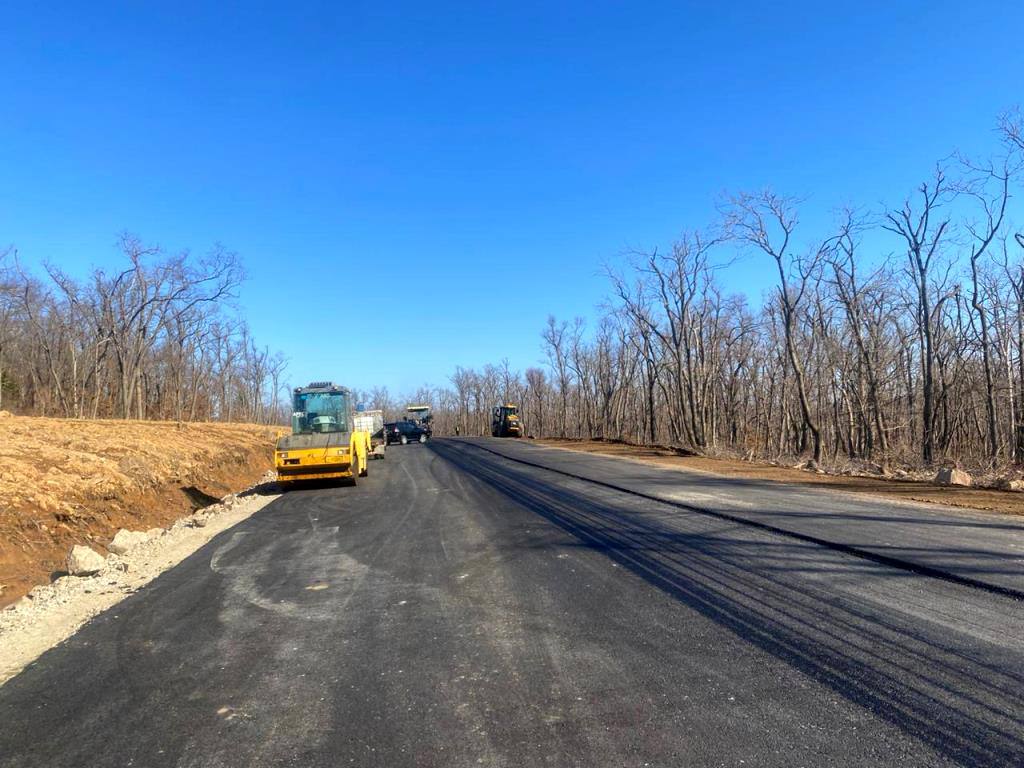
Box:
[1, 2, 1021, 395]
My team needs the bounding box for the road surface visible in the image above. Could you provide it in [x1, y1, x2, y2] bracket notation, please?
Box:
[1, 438, 1022, 767]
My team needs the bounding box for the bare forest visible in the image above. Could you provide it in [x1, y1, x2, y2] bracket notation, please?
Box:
[429, 112, 1024, 470]
[10, 113, 1024, 473]
[0, 234, 287, 424]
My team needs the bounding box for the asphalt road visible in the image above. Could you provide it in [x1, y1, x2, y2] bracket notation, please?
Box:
[1, 439, 1022, 767]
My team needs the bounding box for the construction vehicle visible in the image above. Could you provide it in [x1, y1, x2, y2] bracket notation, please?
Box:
[274, 382, 372, 487]
[354, 408, 386, 456]
[406, 404, 433, 437]
[491, 403, 524, 438]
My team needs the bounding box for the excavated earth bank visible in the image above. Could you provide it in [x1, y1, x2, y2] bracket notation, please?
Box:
[0, 415, 283, 608]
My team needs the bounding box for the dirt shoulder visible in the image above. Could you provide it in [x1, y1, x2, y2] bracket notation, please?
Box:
[537, 439, 1024, 517]
[0, 416, 284, 608]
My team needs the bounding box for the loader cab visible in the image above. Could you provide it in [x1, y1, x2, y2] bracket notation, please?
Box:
[494, 405, 519, 420]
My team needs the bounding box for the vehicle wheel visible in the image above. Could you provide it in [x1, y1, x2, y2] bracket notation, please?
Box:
[419, 434, 427, 443]
[401, 435, 408, 445]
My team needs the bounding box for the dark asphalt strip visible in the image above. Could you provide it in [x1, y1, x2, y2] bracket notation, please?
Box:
[459, 440, 1024, 602]
[429, 440, 1024, 767]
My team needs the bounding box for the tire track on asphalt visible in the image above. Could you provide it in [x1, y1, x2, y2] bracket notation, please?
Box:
[455, 440, 1024, 602]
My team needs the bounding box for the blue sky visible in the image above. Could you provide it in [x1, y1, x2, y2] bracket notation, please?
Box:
[1, 2, 1021, 395]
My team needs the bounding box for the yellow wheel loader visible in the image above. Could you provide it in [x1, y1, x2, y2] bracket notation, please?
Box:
[491, 404, 524, 438]
[274, 382, 372, 488]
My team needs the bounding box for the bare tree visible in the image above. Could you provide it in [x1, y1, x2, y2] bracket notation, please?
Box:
[725, 191, 825, 463]
[882, 170, 956, 464]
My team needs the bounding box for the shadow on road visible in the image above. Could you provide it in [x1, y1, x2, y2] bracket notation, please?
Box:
[432, 441, 1024, 768]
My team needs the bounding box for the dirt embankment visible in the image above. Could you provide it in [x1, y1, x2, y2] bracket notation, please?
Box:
[0, 416, 283, 607]
[538, 439, 1024, 516]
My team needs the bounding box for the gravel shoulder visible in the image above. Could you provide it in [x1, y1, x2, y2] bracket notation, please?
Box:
[0, 474, 280, 685]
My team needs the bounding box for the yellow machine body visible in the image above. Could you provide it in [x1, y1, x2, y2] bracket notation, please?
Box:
[274, 382, 372, 487]
[491, 403, 524, 438]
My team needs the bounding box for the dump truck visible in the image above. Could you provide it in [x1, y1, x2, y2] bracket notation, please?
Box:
[491, 403, 524, 437]
[274, 382, 372, 487]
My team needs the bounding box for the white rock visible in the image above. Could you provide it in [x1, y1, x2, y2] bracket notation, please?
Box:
[108, 529, 149, 556]
[66, 545, 106, 576]
[935, 468, 972, 487]
[146, 528, 164, 538]
[996, 478, 1024, 492]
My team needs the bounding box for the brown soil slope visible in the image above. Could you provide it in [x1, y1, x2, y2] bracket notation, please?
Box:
[0, 416, 282, 607]
[538, 439, 1024, 517]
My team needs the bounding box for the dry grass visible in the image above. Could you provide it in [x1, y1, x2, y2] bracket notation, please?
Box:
[0, 415, 284, 607]
[538, 439, 1024, 517]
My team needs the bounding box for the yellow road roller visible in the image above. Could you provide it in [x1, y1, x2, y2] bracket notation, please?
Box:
[275, 382, 372, 487]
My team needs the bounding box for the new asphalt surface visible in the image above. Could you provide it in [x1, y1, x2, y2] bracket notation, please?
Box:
[1, 438, 1022, 767]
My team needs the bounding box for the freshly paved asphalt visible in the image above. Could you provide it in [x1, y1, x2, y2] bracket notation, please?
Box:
[1, 438, 1022, 767]
[471, 438, 1024, 596]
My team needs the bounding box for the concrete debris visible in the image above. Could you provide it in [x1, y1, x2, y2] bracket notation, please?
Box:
[66, 545, 106, 576]
[108, 529, 150, 556]
[935, 468, 972, 487]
